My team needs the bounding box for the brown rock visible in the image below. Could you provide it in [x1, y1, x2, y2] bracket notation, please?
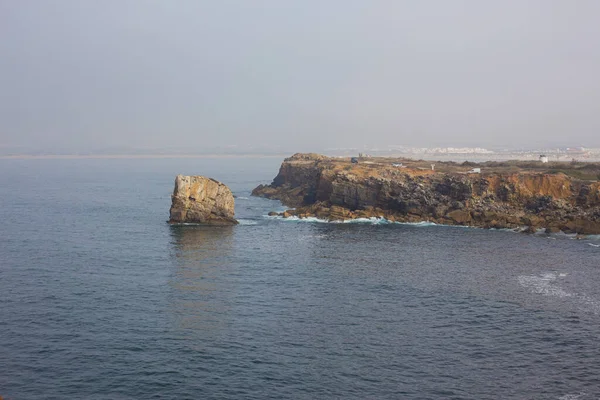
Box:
[563, 218, 600, 234]
[314, 207, 330, 219]
[407, 207, 423, 216]
[482, 211, 500, 221]
[447, 209, 472, 224]
[521, 215, 544, 227]
[545, 226, 561, 234]
[329, 205, 352, 221]
[169, 175, 238, 225]
[489, 220, 508, 229]
[505, 215, 521, 225]
[433, 206, 449, 219]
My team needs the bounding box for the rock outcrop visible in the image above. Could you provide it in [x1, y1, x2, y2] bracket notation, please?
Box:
[252, 153, 600, 234]
[169, 175, 238, 225]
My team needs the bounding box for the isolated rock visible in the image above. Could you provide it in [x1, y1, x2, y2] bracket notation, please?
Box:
[169, 175, 238, 225]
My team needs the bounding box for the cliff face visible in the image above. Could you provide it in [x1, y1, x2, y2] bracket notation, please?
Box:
[169, 175, 238, 225]
[252, 153, 600, 234]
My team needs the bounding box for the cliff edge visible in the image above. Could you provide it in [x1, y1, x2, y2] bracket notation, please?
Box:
[252, 153, 600, 234]
[169, 175, 238, 225]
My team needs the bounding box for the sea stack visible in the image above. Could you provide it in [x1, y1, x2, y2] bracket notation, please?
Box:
[169, 175, 238, 225]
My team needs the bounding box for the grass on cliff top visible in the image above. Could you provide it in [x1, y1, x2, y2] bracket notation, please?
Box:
[479, 160, 600, 180]
[319, 157, 600, 181]
[545, 168, 600, 181]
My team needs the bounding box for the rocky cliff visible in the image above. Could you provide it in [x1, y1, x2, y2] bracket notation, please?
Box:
[252, 153, 600, 234]
[169, 175, 238, 225]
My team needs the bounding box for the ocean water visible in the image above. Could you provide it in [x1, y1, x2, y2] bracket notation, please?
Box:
[1, 157, 600, 400]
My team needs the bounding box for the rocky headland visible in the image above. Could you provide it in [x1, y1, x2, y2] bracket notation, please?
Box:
[252, 153, 600, 235]
[169, 175, 238, 225]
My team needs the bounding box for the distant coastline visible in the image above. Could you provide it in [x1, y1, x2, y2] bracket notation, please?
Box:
[3, 146, 600, 162]
[0, 153, 289, 160]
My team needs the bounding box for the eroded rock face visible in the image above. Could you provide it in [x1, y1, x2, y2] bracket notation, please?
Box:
[252, 154, 600, 234]
[169, 175, 238, 225]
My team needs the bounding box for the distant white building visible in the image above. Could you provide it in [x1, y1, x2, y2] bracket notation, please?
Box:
[539, 155, 549, 163]
[468, 168, 481, 174]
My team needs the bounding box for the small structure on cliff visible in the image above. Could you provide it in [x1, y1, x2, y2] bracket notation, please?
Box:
[169, 175, 238, 225]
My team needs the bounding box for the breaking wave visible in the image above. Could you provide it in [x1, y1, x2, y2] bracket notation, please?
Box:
[518, 272, 573, 299]
[237, 219, 258, 225]
[275, 216, 329, 223]
[298, 233, 329, 241]
[558, 393, 587, 400]
[397, 221, 439, 227]
[261, 215, 600, 241]
[518, 272, 600, 314]
[340, 217, 399, 225]
[267, 215, 439, 227]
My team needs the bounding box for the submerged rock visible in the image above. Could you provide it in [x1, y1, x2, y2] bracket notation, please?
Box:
[169, 175, 238, 225]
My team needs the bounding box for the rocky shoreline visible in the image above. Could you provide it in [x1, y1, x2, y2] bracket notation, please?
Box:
[252, 153, 600, 235]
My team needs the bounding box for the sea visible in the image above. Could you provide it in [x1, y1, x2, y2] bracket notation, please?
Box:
[1, 156, 600, 400]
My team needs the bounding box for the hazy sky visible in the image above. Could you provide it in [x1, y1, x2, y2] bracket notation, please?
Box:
[1, 0, 600, 152]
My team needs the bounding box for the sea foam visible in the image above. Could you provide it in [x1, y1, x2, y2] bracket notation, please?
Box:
[518, 272, 572, 299]
[518, 272, 600, 314]
[558, 393, 586, 400]
[269, 215, 440, 226]
[237, 219, 258, 225]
